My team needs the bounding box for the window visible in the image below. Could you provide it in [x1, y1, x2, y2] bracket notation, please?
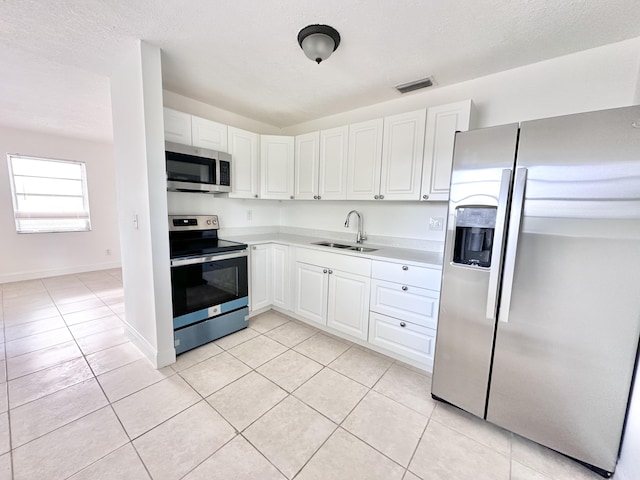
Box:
[7, 154, 91, 233]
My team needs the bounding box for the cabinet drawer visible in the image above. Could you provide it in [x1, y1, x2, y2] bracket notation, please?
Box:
[370, 279, 439, 329]
[369, 312, 436, 367]
[296, 247, 371, 277]
[371, 261, 441, 290]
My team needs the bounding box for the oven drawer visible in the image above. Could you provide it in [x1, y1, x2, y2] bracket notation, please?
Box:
[174, 307, 249, 355]
[369, 312, 436, 367]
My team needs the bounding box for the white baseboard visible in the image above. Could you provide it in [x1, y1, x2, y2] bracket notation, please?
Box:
[123, 320, 176, 369]
[0, 261, 122, 284]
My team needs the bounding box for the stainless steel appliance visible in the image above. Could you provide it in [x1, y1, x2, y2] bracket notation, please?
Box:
[165, 141, 231, 193]
[169, 215, 248, 354]
[431, 105, 640, 477]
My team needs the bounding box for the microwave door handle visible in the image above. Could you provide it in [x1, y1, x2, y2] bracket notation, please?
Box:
[498, 167, 527, 324]
[486, 168, 513, 320]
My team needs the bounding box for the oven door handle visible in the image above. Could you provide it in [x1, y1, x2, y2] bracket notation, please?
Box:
[170, 250, 248, 267]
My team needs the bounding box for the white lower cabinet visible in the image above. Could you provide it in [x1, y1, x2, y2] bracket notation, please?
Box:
[369, 312, 436, 367]
[368, 260, 442, 369]
[250, 244, 271, 311]
[327, 269, 370, 340]
[294, 262, 328, 325]
[294, 248, 371, 340]
[271, 244, 290, 310]
[250, 243, 290, 312]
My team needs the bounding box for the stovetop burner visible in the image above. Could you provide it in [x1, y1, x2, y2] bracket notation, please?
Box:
[168, 215, 247, 259]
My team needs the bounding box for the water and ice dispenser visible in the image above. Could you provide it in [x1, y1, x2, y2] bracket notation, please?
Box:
[452, 207, 497, 268]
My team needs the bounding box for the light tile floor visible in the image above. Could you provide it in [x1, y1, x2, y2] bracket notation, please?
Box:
[0, 269, 604, 479]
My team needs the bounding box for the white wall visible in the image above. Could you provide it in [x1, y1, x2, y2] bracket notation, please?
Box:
[283, 37, 640, 135]
[279, 200, 447, 244]
[111, 40, 175, 368]
[163, 90, 282, 135]
[167, 192, 281, 230]
[0, 126, 120, 283]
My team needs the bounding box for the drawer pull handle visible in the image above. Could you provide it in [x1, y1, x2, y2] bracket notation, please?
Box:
[328, 269, 333, 274]
[402, 286, 408, 291]
[252, 246, 256, 250]
[402, 265, 409, 271]
[323, 269, 328, 274]
[400, 322, 406, 327]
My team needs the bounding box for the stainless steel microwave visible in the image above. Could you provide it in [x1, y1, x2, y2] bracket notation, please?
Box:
[165, 141, 232, 194]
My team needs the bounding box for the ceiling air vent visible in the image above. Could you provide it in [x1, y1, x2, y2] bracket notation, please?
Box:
[395, 77, 435, 94]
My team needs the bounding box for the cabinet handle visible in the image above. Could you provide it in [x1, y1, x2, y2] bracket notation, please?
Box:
[290, 195, 294, 199]
[313, 195, 317, 199]
[379, 195, 384, 200]
[254, 194, 258, 198]
[252, 246, 256, 250]
[402, 286, 408, 291]
[400, 322, 406, 327]
[323, 269, 328, 274]
[374, 195, 379, 200]
[422, 194, 429, 200]
[402, 265, 409, 271]
[328, 269, 333, 274]
[317, 195, 321, 200]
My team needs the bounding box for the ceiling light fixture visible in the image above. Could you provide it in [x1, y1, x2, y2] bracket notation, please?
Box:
[297, 24, 341, 64]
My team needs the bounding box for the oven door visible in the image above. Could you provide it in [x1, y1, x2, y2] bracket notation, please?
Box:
[170, 250, 248, 329]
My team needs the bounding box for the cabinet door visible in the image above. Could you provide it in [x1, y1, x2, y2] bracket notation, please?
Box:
[380, 109, 426, 201]
[327, 270, 370, 341]
[294, 132, 320, 200]
[228, 127, 259, 199]
[346, 118, 383, 200]
[294, 262, 328, 326]
[271, 244, 290, 310]
[163, 108, 192, 145]
[250, 244, 271, 311]
[260, 135, 295, 200]
[191, 116, 228, 152]
[421, 100, 472, 201]
[319, 126, 349, 200]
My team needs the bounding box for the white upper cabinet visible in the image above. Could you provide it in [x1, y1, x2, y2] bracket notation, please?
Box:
[294, 132, 320, 200]
[319, 126, 349, 200]
[380, 109, 426, 201]
[346, 118, 384, 200]
[163, 108, 192, 145]
[192, 116, 228, 152]
[421, 100, 472, 201]
[228, 126, 259, 199]
[295, 127, 349, 201]
[260, 135, 295, 200]
[163, 107, 228, 153]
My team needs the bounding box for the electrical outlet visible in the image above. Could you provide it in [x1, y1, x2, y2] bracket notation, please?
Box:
[429, 217, 444, 231]
[246, 209, 253, 221]
[105, 249, 111, 256]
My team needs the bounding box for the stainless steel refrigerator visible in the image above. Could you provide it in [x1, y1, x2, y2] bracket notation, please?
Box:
[431, 105, 640, 477]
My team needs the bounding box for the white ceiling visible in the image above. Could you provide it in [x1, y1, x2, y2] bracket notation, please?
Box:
[1, 0, 640, 142]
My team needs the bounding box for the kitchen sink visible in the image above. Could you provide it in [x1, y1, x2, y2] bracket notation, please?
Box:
[348, 246, 378, 252]
[312, 241, 352, 249]
[312, 241, 378, 253]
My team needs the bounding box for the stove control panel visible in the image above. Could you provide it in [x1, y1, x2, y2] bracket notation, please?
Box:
[169, 215, 219, 231]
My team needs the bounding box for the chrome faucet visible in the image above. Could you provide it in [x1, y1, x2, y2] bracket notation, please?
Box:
[344, 210, 367, 244]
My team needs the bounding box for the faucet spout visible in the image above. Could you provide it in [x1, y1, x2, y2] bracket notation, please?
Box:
[344, 210, 367, 244]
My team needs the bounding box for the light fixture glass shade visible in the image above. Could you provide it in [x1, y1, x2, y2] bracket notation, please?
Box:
[301, 33, 336, 64]
[297, 24, 341, 64]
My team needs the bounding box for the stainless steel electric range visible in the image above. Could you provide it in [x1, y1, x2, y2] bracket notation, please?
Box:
[168, 215, 248, 355]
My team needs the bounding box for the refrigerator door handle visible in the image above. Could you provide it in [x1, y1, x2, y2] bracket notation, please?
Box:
[498, 167, 528, 323]
[486, 168, 513, 320]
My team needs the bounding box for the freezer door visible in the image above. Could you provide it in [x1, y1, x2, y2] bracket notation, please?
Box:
[487, 105, 640, 473]
[431, 123, 519, 417]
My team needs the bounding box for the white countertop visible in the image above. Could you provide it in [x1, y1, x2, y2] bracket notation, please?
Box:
[223, 232, 443, 268]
